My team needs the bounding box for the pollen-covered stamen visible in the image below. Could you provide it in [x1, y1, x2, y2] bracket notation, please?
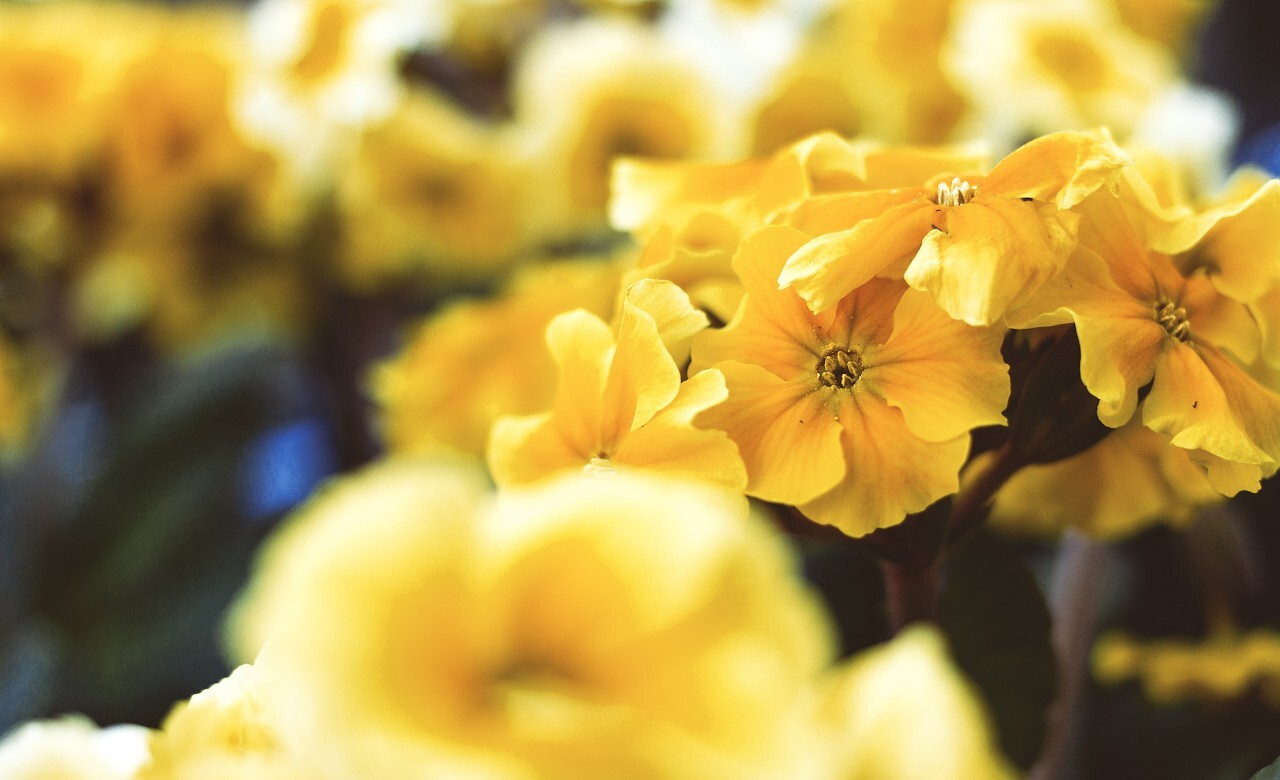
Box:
[935, 177, 978, 207]
[1155, 297, 1193, 343]
[816, 346, 864, 389]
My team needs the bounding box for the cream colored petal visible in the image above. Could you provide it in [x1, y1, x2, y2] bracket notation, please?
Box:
[816, 625, 1016, 780]
[798, 392, 968, 537]
[866, 288, 1009, 442]
[905, 197, 1078, 326]
[981, 129, 1130, 209]
[696, 361, 845, 505]
[780, 200, 937, 314]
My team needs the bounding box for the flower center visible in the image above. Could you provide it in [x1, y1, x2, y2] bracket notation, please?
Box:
[817, 346, 863, 389]
[1155, 297, 1193, 343]
[935, 177, 978, 207]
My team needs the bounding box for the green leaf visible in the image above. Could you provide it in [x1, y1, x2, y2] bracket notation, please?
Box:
[938, 529, 1057, 770]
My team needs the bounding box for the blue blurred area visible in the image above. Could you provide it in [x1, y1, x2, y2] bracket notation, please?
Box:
[238, 418, 336, 521]
[1236, 123, 1280, 177]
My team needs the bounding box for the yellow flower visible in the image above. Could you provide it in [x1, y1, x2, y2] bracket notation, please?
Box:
[231, 462, 833, 778]
[814, 625, 1016, 779]
[943, 0, 1174, 142]
[808, 0, 966, 145]
[235, 0, 425, 182]
[99, 9, 287, 229]
[692, 225, 1008, 536]
[0, 1, 151, 181]
[372, 256, 623, 458]
[1094, 629, 1280, 708]
[488, 280, 747, 496]
[1150, 169, 1280, 368]
[337, 89, 536, 288]
[512, 17, 738, 239]
[983, 418, 1220, 540]
[140, 666, 308, 780]
[1008, 190, 1280, 495]
[779, 130, 1129, 325]
[0, 716, 151, 780]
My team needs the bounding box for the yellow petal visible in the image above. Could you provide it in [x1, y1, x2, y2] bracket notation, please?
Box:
[692, 225, 824, 379]
[780, 199, 937, 314]
[799, 392, 968, 536]
[1180, 272, 1260, 365]
[620, 278, 709, 365]
[779, 188, 926, 236]
[906, 197, 1077, 325]
[487, 411, 586, 487]
[867, 288, 1009, 441]
[981, 129, 1130, 209]
[817, 625, 1016, 780]
[547, 310, 614, 456]
[695, 361, 845, 505]
[611, 369, 747, 493]
[601, 295, 682, 450]
[1142, 342, 1272, 468]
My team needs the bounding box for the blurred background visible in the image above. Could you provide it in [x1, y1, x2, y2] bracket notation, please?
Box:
[3, 0, 1280, 777]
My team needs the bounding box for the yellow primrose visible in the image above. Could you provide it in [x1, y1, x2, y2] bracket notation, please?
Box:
[232, 462, 833, 778]
[983, 418, 1220, 540]
[512, 17, 737, 239]
[140, 666, 309, 780]
[1008, 190, 1280, 496]
[488, 280, 746, 496]
[944, 0, 1174, 142]
[813, 0, 966, 145]
[1094, 629, 1280, 709]
[0, 716, 152, 780]
[814, 625, 1016, 779]
[692, 225, 1009, 536]
[337, 89, 536, 288]
[1149, 169, 1280, 368]
[372, 256, 623, 459]
[779, 130, 1129, 325]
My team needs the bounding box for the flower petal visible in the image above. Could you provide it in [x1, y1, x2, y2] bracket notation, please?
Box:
[695, 361, 845, 505]
[866, 288, 1009, 442]
[547, 310, 614, 455]
[779, 199, 937, 314]
[798, 392, 968, 536]
[621, 278, 709, 365]
[906, 197, 1078, 325]
[602, 295, 682, 450]
[488, 411, 585, 486]
[981, 129, 1129, 209]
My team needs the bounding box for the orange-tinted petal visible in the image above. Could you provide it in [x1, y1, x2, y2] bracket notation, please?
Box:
[695, 361, 844, 505]
[798, 392, 969, 536]
[866, 288, 1009, 441]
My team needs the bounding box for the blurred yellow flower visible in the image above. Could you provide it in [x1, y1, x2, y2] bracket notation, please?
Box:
[0, 716, 151, 780]
[512, 18, 739, 238]
[372, 256, 624, 458]
[1094, 629, 1280, 708]
[779, 129, 1129, 325]
[141, 665, 308, 780]
[232, 462, 832, 778]
[338, 89, 536, 288]
[984, 418, 1220, 540]
[489, 280, 746, 495]
[815, 625, 1016, 779]
[944, 0, 1174, 143]
[1009, 191, 1280, 495]
[235, 0, 426, 182]
[692, 226, 1008, 536]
